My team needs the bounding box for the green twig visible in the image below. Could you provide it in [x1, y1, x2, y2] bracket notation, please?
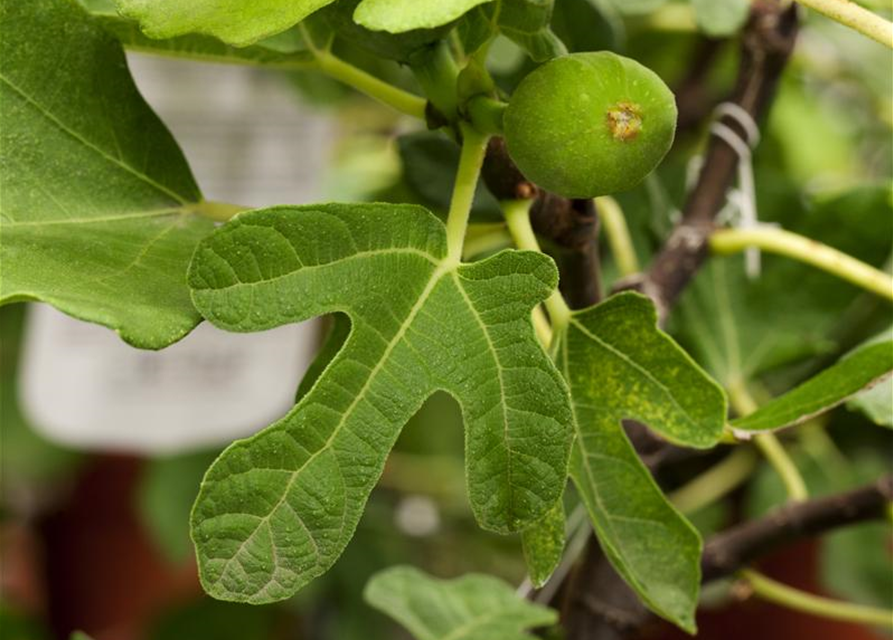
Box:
[728, 379, 809, 502]
[670, 447, 759, 514]
[445, 124, 490, 261]
[740, 569, 893, 628]
[710, 227, 893, 302]
[794, 0, 893, 48]
[191, 200, 247, 222]
[315, 52, 427, 119]
[596, 196, 640, 277]
[502, 199, 572, 333]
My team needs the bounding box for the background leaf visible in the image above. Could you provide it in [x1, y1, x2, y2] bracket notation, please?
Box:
[364, 566, 556, 640]
[556, 292, 727, 631]
[0, 0, 215, 348]
[674, 186, 893, 386]
[188, 203, 573, 603]
[397, 132, 502, 222]
[690, 0, 749, 37]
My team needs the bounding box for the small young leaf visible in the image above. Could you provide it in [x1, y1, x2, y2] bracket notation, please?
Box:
[555, 292, 727, 631]
[690, 0, 749, 37]
[732, 336, 893, 432]
[0, 0, 215, 348]
[115, 0, 335, 47]
[521, 499, 566, 588]
[188, 203, 574, 603]
[364, 566, 557, 639]
[353, 0, 493, 34]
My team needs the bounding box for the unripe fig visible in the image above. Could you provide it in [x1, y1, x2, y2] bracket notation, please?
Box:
[504, 52, 677, 198]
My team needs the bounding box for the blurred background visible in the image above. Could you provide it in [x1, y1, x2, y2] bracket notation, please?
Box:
[1, 1, 892, 639]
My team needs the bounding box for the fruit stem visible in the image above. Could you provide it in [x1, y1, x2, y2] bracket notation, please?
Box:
[445, 123, 490, 261]
[596, 196, 640, 277]
[739, 569, 893, 628]
[794, 0, 893, 49]
[502, 199, 572, 334]
[465, 95, 506, 135]
[710, 226, 893, 302]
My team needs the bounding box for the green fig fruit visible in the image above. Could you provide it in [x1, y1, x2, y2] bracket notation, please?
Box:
[504, 51, 677, 198]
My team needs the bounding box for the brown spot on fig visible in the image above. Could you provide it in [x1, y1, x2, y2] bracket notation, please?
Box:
[606, 102, 643, 141]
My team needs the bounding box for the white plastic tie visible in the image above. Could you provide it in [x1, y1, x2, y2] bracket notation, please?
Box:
[710, 102, 762, 278]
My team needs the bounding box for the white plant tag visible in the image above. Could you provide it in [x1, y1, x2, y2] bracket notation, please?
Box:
[16, 53, 337, 453]
[19, 304, 319, 453]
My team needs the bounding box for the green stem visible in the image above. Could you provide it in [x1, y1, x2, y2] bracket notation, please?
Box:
[753, 433, 810, 502]
[446, 124, 490, 262]
[502, 199, 572, 333]
[728, 378, 809, 502]
[710, 227, 893, 302]
[670, 447, 759, 514]
[409, 41, 460, 123]
[795, 0, 893, 49]
[740, 569, 893, 628]
[465, 95, 506, 136]
[191, 200, 247, 222]
[316, 52, 427, 119]
[596, 196, 640, 277]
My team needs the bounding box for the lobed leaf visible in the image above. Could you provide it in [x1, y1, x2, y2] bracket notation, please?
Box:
[188, 203, 574, 603]
[555, 292, 726, 631]
[364, 566, 557, 640]
[0, 0, 215, 348]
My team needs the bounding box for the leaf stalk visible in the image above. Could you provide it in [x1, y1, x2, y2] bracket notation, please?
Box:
[502, 199, 572, 333]
[740, 569, 893, 627]
[445, 124, 490, 261]
[710, 226, 893, 302]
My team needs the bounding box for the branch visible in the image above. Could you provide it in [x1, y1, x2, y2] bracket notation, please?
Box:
[701, 473, 893, 581]
[481, 138, 602, 308]
[559, 475, 893, 639]
[615, 1, 799, 320]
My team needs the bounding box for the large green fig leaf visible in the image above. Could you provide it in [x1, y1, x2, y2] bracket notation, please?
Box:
[365, 566, 556, 640]
[78, 0, 314, 67]
[0, 0, 217, 348]
[554, 293, 726, 632]
[115, 0, 335, 47]
[188, 203, 573, 603]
